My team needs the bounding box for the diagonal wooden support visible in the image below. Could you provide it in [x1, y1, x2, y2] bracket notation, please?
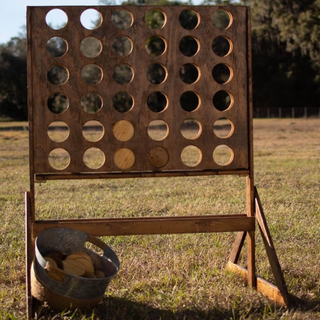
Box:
[229, 231, 246, 264]
[227, 187, 290, 307]
[254, 187, 290, 307]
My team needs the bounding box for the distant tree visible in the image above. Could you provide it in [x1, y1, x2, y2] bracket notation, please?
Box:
[252, 0, 320, 67]
[99, 0, 185, 5]
[248, 0, 320, 109]
[0, 34, 27, 120]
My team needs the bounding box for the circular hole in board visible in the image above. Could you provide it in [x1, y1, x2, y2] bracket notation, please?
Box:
[213, 145, 234, 166]
[48, 148, 70, 170]
[181, 145, 202, 167]
[112, 91, 134, 113]
[80, 9, 102, 30]
[213, 118, 234, 138]
[179, 9, 199, 30]
[48, 121, 69, 142]
[145, 9, 166, 30]
[113, 120, 134, 142]
[212, 36, 233, 57]
[46, 9, 68, 30]
[114, 148, 135, 170]
[147, 120, 169, 141]
[179, 36, 199, 57]
[80, 37, 102, 58]
[147, 91, 168, 113]
[47, 65, 69, 85]
[81, 92, 103, 114]
[81, 64, 103, 85]
[111, 36, 133, 57]
[213, 90, 233, 111]
[47, 93, 69, 114]
[82, 120, 104, 142]
[83, 147, 105, 169]
[212, 63, 233, 84]
[180, 91, 200, 112]
[112, 9, 133, 29]
[180, 119, 202, 140]
[148, 146, 169, 168]
[46, 37, 68, 58]
[147, 63, 167, 84]
[212, 9, 232, 30]
[113, 64, 134, 85]
[179, 63, 200, 84]
[145, 36, 166, 56]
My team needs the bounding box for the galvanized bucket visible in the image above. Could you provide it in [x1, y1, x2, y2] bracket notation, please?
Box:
[32, 228, 120, 310]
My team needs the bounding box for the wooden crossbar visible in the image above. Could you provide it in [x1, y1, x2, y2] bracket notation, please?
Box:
[34, 169, 250, 181]
[31, 215, 255, 238]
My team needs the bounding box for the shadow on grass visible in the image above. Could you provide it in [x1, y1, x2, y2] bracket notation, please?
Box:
[33, 295, 319, 320]
[95, 297, 233, 319]
[289, 294, 320, 313]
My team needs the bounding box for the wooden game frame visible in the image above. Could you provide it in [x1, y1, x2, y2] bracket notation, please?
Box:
[25, 5, 289, 318]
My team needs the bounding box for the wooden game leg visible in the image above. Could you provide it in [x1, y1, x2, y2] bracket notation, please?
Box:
[227, 187, 290, 307]
[254, 187, 290, 307]
[25, 191, 34, 320]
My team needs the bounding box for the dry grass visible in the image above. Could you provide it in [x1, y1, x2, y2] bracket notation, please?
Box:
[0, 119, 320, 319]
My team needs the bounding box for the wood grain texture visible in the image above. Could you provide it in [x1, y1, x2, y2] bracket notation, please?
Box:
[27, 6, 252, 178]
[255, 187, 290, 307]
[226, 262, 289, 307]
[32, 215, 255, 237]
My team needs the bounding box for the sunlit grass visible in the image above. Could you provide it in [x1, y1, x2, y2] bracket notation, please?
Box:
[1, 119, 320, 319]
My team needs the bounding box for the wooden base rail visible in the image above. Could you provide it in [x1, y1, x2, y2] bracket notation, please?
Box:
[226, 262, 288, 307]
[34, 169, 250, 181]
[32, 214, 255, 238]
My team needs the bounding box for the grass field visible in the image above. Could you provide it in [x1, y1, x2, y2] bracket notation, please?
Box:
[0, 118, 320, 319]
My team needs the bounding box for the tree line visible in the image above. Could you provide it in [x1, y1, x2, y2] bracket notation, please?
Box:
[1, 0, 320, 120]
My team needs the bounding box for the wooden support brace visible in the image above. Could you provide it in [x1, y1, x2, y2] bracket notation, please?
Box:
[254, 187, 290, 307]
[25, 192, 34, 320]
[229, 231, 246, 264]
[227, 187, 290, 307]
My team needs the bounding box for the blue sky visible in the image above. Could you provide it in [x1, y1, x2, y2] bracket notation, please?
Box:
[0, 0, 203, 44]
[0, 0, 101, 44]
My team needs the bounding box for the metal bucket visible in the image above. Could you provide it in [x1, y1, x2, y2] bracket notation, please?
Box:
[32, 228, 120, 310]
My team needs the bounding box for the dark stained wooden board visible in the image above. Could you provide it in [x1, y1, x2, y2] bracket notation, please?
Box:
[27, 5, 252, 178]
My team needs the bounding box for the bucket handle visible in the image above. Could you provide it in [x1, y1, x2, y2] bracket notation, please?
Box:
[86, 234, 120, 269]
[86, 234, 108, 251]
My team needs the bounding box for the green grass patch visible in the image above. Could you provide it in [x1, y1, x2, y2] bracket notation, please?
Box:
[1, 119, 320, 319]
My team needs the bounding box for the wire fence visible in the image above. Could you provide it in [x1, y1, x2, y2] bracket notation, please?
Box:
[254, 107, 320, 118]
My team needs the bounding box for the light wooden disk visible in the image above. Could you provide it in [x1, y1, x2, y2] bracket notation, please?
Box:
[114, 148, 135, 169]
[44, 257, 58, 269]
[62, 260, 86, 277]
[113, 120, 134, 141]
[65, 251, 92, 263]
[65, 251, 94, 274]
